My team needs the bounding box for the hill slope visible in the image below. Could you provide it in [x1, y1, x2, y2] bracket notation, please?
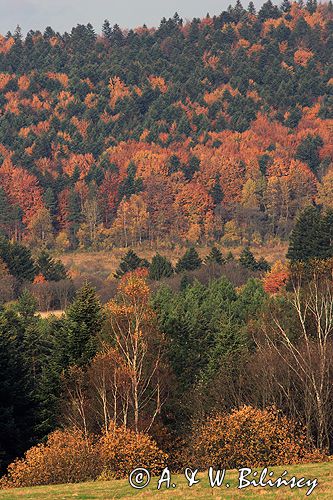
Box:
[0, 1, 332, 249]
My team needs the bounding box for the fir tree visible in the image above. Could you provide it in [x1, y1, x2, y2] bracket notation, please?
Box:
[64, 283, 104, 367]
[205, 247, 225, 265]
[149, 253, 174, 281]
[210, 175, 223, 206]
[239, 247, 258, 271]
[175, 247, 202, 273]
[0, 237, 35, 282]
[35, 250, 67, 282]
[115, 250, 149, 278]
[287, 206, 332, 262]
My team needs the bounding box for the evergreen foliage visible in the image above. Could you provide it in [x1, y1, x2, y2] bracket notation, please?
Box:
[114, 250, 149, 279]
[175, 248, 202, 273]
[149, 253, 173, 281]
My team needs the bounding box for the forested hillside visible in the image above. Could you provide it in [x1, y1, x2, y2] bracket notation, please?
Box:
[0, 0, 332, 249]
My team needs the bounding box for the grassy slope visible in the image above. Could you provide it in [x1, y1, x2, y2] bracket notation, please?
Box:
[59, 243, 288, 281]
[0, 463, 332, 500]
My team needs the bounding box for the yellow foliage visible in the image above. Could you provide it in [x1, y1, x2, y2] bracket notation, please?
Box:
[189, 406, 324, 470]
[99, 422, 167, 479]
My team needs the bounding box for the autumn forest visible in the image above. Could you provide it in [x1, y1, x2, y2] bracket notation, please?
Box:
[1, 0, 333, 494]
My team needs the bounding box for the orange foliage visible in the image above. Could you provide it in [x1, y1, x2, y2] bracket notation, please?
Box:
[0, 159, 45, 226]
[99, 422, 167, 479]
[62, 153, 95, 179]
[0, 430, 99, 488]
[294, 49, 314, 67]
[263, 261, 290, 294]
[33, 274, 47, 284]
[47, 72, 69, 88]
[148, 75, 168, 93]
[71, 117, 89, 139]
[0, 73, 12, 90]
[190, 406, 323, 470]
[0, 35, 14, 54]
[18, 75, 30, 91]
[109, 76, 130, 109]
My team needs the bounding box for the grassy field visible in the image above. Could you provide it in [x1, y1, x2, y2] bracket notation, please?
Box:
[59, 242, 288, 281]
[0, 463, 331, 499]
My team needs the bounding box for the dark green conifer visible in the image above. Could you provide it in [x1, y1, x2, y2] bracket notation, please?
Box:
[149, 253, 174, 281]
[175, 247, 202, 273]
[205, 247, 225, 265]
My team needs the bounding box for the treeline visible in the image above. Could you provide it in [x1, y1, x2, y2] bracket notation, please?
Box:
[0, 255, 332, 485]
[0, 1, 332, 248]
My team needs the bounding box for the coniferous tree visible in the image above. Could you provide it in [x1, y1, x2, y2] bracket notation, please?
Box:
[287, 206, 332, 262]
[149, 253, 174, 281]
[239, 247, 258, 271]
[0, 237, 35, 282]
[175, 247, 202, 273]
[205, 247, 225, 265]
[63, 283, 104, 367]
[35, 250, 67, 282]
[0, 309, 36, 472]
[115, 250, 149, 279]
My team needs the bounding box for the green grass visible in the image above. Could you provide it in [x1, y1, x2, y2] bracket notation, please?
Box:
[0, 463, 332, 499]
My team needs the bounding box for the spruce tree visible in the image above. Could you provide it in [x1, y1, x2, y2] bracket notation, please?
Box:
[35, 250, 67, 281]
[115, 250, 149, 278]
[0, 309, 36, 472]
[0, 237, 35, 282]
[239, 247, 258, 271]
[204, 247, 225, 265]
[149, 253, 174, 281]
[175, 247, 202, 273]
[287, 206, 329, 262]
[64, 283, 104, 367]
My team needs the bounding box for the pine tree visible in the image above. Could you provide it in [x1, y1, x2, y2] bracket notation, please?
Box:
[35, 250, 67, 282]
[149, 253, 174, 281]
[256, 257, 271, 272]
[287, 206, 332, 262]
[205, 247, 225, 265]
[175, 247, 202, 273]
[0, 309, 36, 471]
[239, 247, 258, 271]
[0, 237, 35, 282]
[102, 19, 112, 40]
[115, 250, 149, 278]
[64, 283, 104, 367]
[118, 162, 143, 202]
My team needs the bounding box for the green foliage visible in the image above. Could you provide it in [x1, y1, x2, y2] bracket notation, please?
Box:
[35, 250, 67, 282]
[287, 206, 333, 262]
[149, 253, 173, 281]
[114, 250, 149, 279]
[62, 283, 104, 367]
[204, 246, 225, 265]
[0, 309, 35, 472]
[239, 247, 258, 271]
[0, 237, 35, 283]
[295, 134, 324, 173]
[175, 247, 202, 273]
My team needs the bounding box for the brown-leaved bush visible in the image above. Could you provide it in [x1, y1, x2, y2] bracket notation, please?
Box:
[0, 430, 99, 488]
[98, 422, 167, 479]
[189, 406, 324, 470]
[0, 424, 167, 488]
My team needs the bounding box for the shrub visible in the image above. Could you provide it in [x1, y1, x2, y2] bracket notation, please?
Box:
[98, 422, 167, 479]
[0, 424, 167, 488]
[189, 406, 323, 470]
[0, 430, 99, 488]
